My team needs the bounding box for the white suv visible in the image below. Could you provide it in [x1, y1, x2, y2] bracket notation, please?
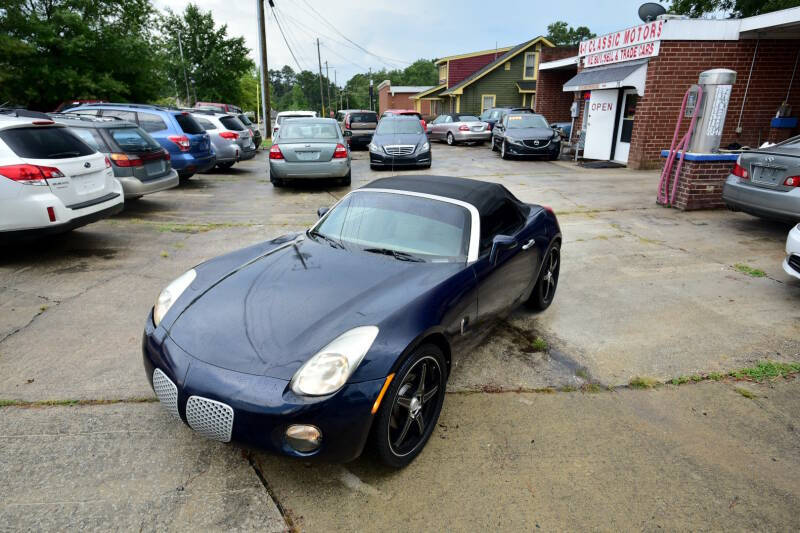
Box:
[0, 113, 124, 243]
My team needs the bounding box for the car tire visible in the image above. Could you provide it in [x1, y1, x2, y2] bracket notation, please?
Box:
[370, 164, 379, 171]
[340, 171, 351, 186]
[491, 137, 498, 152]
[271, 178, 283, 188]
[446, 132, 455, 146]
[217, 161, 235, 170]
[527, 242, 560, 311]
[500, 141, 509, 160]
[372, 343, 447, 469]
[179, 173, 195, 182]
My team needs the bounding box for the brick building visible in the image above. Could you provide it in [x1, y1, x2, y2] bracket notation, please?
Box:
[377, 82, 434, 115]
[536, 8, 800, 169]
[534, 46, 578, 122]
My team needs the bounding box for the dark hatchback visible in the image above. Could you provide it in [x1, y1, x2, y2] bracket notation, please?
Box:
[368, 116, 431, 170]
[51, 114, 178, 199]
[491, 113, 561, 160]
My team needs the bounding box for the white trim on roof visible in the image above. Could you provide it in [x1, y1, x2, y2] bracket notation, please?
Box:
[539, 56, 579, 71]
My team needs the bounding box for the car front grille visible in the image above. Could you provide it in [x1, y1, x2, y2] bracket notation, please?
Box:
[523, 139, 551, 149]
[152, 368, 180, 420]
[185, 396, 234, 442]
[789, 254, 800, 273]
[383, 145, 415, 156]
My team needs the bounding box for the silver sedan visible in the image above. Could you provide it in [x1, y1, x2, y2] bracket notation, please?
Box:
[427, 113, 491, 145]
[268, 118, 351, 187]
[723, 136, 800, 222]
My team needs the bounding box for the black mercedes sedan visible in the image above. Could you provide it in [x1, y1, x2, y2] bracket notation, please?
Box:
[142, 175, 561, 468]
[491, 113, 561, 160]
[368, 116, 431, 170]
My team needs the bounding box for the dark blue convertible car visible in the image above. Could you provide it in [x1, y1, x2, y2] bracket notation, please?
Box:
[143, 175, 561, 467]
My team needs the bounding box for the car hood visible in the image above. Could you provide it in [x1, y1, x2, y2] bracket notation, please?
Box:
[505, 127, 555, 140]
[168, 236, 459, 380]
[372, 133, 425, 146]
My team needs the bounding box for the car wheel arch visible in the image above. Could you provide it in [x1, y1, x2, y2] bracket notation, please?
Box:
[391, 328, 452, 380]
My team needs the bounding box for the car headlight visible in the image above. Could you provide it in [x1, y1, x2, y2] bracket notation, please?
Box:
[368, 143, 380, 153]
[153, 269, 196, 327]
[420, 141, 430, 152]
[505, 136, 518, 144]
[290, 326, 379, 396]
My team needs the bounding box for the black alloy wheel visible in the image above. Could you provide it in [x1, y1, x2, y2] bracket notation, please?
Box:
[372, 344, 446, 468]
[446, 132, 455, 146]
[527, 242, 560, 311]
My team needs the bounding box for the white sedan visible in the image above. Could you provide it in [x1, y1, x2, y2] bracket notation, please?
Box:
[0, 112, 124, 243]
[784, 223, 800, 280]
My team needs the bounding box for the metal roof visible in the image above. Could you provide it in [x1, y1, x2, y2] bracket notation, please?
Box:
[563, 59, 649, 94]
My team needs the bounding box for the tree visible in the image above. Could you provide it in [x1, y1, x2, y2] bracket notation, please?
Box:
[396, 59, 438, 86]
[664, 0, 800, 17]
[0, 0, 166, 110]
[160, 4, 253, 106]
[546, 21, 596, 46]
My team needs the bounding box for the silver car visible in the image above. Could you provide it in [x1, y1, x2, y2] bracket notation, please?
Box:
[268, 118, 351, 187]
[191, 112, 257, 170]
[427, 113, 491, 145]
[723, 135, 800, 222]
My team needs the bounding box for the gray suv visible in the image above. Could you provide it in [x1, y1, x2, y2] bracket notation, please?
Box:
[339, 110, 378, 150]
[191, 111, 257, 170]
[50, 113, 178, 199]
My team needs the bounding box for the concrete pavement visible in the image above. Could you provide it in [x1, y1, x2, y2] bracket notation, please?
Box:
[1, 144, 799, 530]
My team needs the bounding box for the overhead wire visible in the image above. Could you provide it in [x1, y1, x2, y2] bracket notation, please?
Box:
[269, 4, 305, 71]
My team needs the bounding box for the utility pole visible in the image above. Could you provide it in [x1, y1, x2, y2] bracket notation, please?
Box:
[334, 69, 340, 111]
[177, 31, 191, 105]
[256, 0, 271, 141]
[325, 61, 332, 116]
[316, 38, 325, 117]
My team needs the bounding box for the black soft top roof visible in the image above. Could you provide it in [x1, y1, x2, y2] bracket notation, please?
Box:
[361, 175, 527, 218]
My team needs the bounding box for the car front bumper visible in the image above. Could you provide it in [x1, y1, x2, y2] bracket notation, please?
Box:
[504, 139, 560, 156]
[268, 158, 351, 180]
[119, 169, 179, 198]
[784, 225, 800, 280]
[142, 314, 382, 462]
[453, 130, 491, 142]
[370, 149, 431, 167]
[723, 175, 800, 222]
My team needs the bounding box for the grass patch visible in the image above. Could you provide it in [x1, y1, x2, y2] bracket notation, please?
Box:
[160, 250, 169, 258]
[0, 399, 19, 407]
[729, 361, 800, 382]
[110, 219, 253, 234]
[0, 397, 157, 408]
[733, 263, 766, 278]
[559, 385, 578, 392]
[734, 387, 756, 399]
[629, 376, 660, 389]
[531, 336, 548, 352]
[38, 305, 48, 313]
[580, 383, 604, 393]
[671, 376, 690, 385]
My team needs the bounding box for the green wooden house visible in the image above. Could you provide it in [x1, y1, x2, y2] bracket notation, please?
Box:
[440, 36, 553, 116]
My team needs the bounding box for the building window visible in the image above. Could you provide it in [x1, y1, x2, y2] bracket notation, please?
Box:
[430, 100, 441, 116]
[438, 64, 447, 85]
[481, 94, 496, 112]
[504, 62, 511, 71]
[523, 52, 537, 80]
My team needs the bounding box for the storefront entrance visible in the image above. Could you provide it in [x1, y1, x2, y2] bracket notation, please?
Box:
[583, 89, 617, 160]
[613, 89, 638, 164]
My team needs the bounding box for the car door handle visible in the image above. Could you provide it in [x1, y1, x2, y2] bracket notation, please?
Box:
[522, 239, 536, 250]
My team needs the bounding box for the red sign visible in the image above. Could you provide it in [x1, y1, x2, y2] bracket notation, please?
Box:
[579, 20, 665, 57]
[584, 41, 660, 67]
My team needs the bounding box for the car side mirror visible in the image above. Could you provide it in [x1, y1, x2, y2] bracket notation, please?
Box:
[555, 128, 565, 137]
[317, 206, 329, 218]
[489, 234, 517, 265]
[495, 124, 504, 131]
[342, 130, 352, 137]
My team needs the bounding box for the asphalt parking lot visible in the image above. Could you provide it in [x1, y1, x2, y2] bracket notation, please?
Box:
[2, 145, 799, 531]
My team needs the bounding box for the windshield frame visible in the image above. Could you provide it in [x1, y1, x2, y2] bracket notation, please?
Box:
[310, 188, 480, 263]
[505, 114, 550, 129]
[375, 119, 424, 136]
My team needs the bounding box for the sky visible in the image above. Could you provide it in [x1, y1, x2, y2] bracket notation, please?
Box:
[153, 0, 662, 83]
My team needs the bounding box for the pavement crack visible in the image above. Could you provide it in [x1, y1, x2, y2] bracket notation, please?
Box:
[245, 451, 298, 533]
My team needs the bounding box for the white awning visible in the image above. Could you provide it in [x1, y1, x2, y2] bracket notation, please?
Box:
[562, 59, 648, 96]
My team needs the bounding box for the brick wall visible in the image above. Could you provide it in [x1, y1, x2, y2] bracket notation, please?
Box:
[629, 39, 800, 169]
[659, 159, 735, 210]
[540, 46, 578, 62]
[535, 68, 577, 122]
[378, 87, 417, 114]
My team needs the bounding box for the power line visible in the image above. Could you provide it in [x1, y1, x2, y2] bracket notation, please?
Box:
[273, 6, 313, 68]
[297, 0, 411, 67]
[270, 4, 304, 71]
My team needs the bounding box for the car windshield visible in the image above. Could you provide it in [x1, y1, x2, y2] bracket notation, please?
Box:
[506, 115, 549, 129]
[174, 113, 205, 134]
[109, 127, 161, 152]
[376, 119, 423, 135]
[279, 122, 339, 140]
[0, 126, 95, 159]
[237, 114, 253, 126]
[350, 112, 377, 123]
[220, 116, 245, 131]
[313, 191, 471, 262]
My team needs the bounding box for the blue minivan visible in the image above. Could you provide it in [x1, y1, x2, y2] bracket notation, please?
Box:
[67, 104, 215, 179]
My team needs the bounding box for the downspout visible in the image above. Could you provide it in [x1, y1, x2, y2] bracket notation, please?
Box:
[735, 39, 759, 134]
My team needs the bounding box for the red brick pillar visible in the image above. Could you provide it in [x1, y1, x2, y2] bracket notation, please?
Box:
[658, 153, 737, 211]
